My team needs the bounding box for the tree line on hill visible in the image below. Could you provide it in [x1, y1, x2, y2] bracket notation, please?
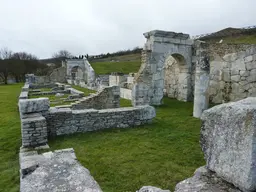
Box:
[88, 47, 142, 60]
[0, 47, 50, 84]
[0, 48, 73, 84]
[0, 46, 142, 84]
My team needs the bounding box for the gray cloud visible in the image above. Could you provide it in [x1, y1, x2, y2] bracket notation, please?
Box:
[0, 0, 255, 58]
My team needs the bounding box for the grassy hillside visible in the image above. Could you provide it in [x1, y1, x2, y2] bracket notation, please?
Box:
[200, 27, 256, 44]
[91, 60, 141, 74]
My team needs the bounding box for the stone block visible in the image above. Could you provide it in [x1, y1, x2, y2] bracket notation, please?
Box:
[244, 55, 253, 62]
[222, 69, 230, 82]
[231, 75, 240, 82]
[246, 61, 256, 70]
[19, 98, 50, 114]
[201, 97, 256, 191]
[138, 186, 170, 192]
[247, 73, 256, 83]
[240, 70, 249, 77]
[174, 166, 241, 192]
[231, 58, 246, 71]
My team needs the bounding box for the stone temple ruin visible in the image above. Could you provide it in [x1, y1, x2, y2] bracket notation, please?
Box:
[18, 29, 256, 191]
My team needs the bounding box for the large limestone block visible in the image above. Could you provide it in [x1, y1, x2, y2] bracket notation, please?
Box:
[19, 98, 50, 114]
[137, 186, 170, 192]
[20, 148, 102, 192]
[174, 166, 241, 192]
[200, 97, 256, 192]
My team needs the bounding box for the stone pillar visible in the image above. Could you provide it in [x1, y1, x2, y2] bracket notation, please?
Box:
[19, 98, 50, 147]
[193, 42, 210, 118]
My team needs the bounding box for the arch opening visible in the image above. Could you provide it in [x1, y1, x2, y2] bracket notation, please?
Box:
[164, 53, 192, 101]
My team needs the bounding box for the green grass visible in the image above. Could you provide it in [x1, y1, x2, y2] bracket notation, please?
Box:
[91, 61, 141, 74]
[29, 93, 69, 100]
[71, 85, 97, 96]
[205, 34, 256, 44]
[0, 84, 205, 192]
[0, 83, 22, 192]
[48, 98, 205, 192]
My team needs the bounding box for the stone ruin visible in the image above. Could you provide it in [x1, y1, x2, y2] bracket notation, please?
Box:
[26, 57, 97, 90]
[18, 29, 256, 191]
[18, 81, 156, 191]
[107, 30, 256, 118]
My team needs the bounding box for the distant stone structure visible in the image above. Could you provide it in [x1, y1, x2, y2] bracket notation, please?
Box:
[63, 58, 96, 88]
[130, 30, 256, 117]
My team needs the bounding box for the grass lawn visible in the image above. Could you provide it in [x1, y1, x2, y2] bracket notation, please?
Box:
[0, 84, 205, 192]
[91, 60, 141, 74]
[0, 83, 22, 192]
[49, 97, 205, 191]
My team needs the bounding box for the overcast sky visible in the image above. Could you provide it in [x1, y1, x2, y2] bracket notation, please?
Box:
[0, 0, 255, 59]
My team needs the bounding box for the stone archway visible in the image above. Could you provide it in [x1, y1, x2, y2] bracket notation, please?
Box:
[132, 30, 193, 106]
[65, 59, 96, 87]
[164, 53, 191, 101]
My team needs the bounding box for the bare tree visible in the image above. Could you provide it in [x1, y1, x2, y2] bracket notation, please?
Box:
[52, 50, 73, 59]
[11, 52, 38, 60]
[0, 47, 13, 59]
[0, 47, 13, 84]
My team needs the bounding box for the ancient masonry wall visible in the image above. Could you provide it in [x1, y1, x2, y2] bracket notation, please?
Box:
[71, 86, 120, 110]
[207, 43, 256, 103]
[18, 84, 156, 148]
[164, 42, 256, 104]
[31, 67, 67, 84]
[46, 105, 155, 137]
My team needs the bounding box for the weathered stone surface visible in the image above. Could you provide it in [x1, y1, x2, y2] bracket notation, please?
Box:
[137, 186, 170, 192]
[19, 91, 29, 99]
[19, 98, 50, 114]
[231, 75, 240, 82]
[21, 113, 48, 147]
[55, 93, 64, 97]
[174, 166, 241, 192]
[200, 97, 256, 191]
[47, 105, 156, 136]
[20, 148, 102, 192]
[71, 86, 120, 110]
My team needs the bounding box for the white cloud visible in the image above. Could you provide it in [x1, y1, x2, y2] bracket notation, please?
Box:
[0, 0, 255, 58]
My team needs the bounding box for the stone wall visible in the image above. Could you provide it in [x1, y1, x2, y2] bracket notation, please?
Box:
[65, 59, 96, 88]
[207, 44, 256, 103]
[48, 66, 66, 83]
[109, 73, 127, 86]
[46, 105, 155, 137]
[71, 86, 120, 110]
[19, 98, 50, 147]
[120, 88, 132, 100]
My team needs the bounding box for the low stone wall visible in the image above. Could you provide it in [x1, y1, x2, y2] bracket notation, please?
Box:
[71, 86, 120, 110]
[18, 83, 156, 148]
[46, 105, 155, 137]
[120, 88, 132, 100]
[30, 90, 70, 96]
